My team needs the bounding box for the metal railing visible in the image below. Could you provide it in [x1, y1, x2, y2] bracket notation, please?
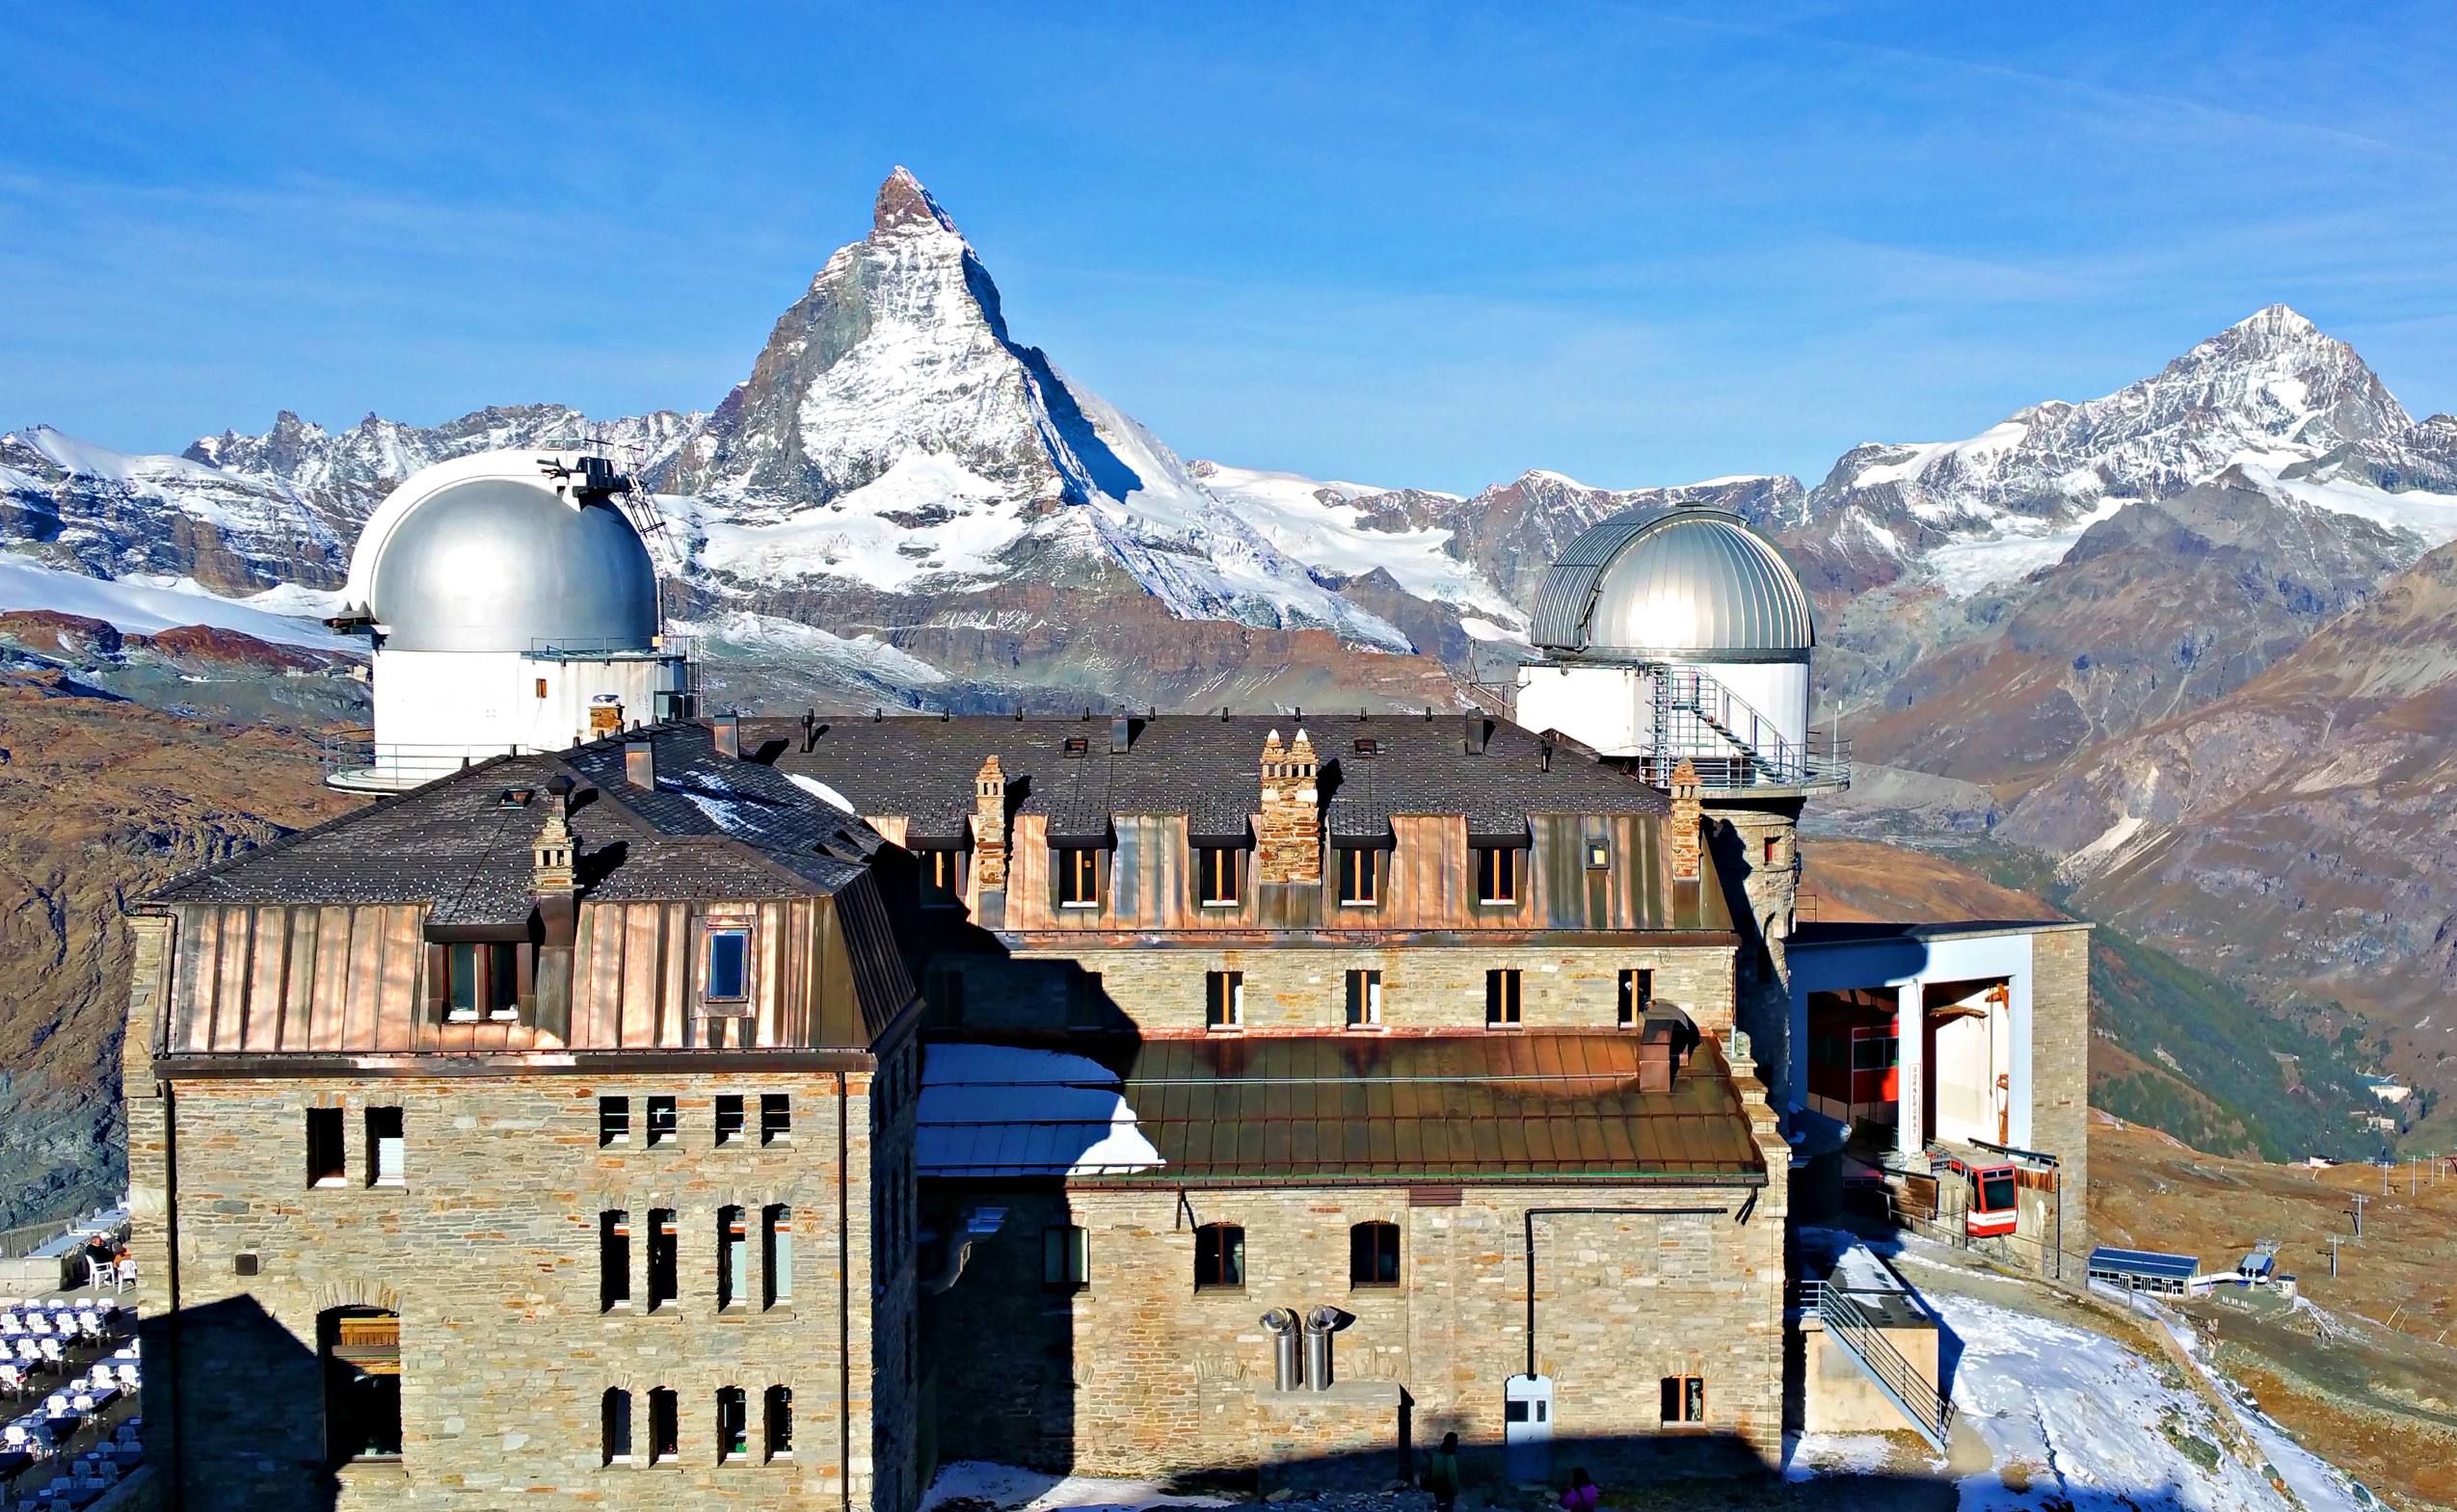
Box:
[318, 734, 559, 791]
[1797, 1279, 1952, 1450]
[1634, 666, 1851, 790]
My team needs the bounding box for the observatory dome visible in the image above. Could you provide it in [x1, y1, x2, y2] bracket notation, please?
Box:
[363, 475, 660, 654]
[1529, 508, 1813, 662]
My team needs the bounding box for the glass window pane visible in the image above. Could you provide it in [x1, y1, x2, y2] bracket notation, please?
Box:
[708, 930, 749, 1000]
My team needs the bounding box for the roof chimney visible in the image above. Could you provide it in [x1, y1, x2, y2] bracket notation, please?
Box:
[534, 776, 579, 896]
[1257, 728, 1322, 886]
[1462, 712, 1489, 756]
[973, 755, 1009, 890]
[1669, 758, 1702, 883]
[713, 713, 740, 759]
[1110, 711, 1133, 755]
[624, 737, 655, 791]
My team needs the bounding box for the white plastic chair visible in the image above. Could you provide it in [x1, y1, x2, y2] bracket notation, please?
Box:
[110, 1363, 136, 1391]
[36, 1340, 66, 1368]
[13, 1339, 41, 1366]
[0, 1361, 25, 1398]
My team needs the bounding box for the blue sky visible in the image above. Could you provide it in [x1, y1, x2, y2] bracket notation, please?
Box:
[3, 2, 2450, 492]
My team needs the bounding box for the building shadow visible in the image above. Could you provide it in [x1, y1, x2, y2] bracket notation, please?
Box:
[141, 1292, 342, 1511]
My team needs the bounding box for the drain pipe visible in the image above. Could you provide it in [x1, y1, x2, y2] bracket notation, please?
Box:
[1522, 1204, 1745, 1380]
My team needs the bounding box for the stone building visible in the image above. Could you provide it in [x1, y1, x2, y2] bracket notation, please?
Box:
[123, 724, 925, 1511]
[120, 446, 2090, 1508]
[752, 711, 1792, 1482]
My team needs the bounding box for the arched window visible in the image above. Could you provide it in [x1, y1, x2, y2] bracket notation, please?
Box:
[601, 1388, 633, 1464]
[1349, 1221, 1401, 1287]
[764, 1385, 793, 1462]
[318, 1308, 401, 1466]
[1193, 1223, 1244, 1291]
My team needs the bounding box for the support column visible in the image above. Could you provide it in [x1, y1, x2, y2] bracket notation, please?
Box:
[1895, 980, 1924, 1164]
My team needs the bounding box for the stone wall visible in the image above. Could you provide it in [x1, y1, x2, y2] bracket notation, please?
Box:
[1704, 805, 1803, 1092]
[925, 1167, 1787, 1487]
[128, 1065, 913, 1512]
[2027, 925, 2092, 1266]
[935, 943, 1738, 1038]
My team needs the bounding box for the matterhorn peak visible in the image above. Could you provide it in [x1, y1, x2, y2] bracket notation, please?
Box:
[2230, 303, 2320, 338]
[873, 165, 958, 237]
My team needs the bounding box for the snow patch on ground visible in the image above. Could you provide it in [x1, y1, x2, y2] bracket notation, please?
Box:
[1200, 463, 1521, 623]
[785, 772, 859, 814]
[921, 1460, 1231, 1512]
[1921, 494, 2128, 596]
[0, 554, 352, 649]
[2250, 461, 2457, 545]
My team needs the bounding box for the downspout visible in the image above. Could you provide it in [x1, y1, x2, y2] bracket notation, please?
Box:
[162, 1080, 183, 1512]
[838, 1069, 851, 1512]
[1521, 1201, 1748, 1380]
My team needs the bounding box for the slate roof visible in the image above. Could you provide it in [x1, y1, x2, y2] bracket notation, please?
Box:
[149, 723, 889, 910]
[746, 712, 1670, 842]
[919, 1032, 1767, 1186]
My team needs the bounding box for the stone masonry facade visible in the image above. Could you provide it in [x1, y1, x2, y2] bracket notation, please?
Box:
[124, 1050, 916, 1509]
[928, 1170, 1789, 1484]
[935, 943, 1740, 1039]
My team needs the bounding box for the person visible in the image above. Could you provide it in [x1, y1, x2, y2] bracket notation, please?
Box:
[111, 1242, 135, 1290]
[1424, 1431, 1461, 1512]
[1560, 1469, 1600, 1512]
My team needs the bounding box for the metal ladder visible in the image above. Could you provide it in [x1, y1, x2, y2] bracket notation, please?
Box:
[1798, 1280, 1953, 1451]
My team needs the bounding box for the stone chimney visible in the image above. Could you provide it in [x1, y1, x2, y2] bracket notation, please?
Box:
[972, 755, 1008, 890]
[530, 777, 581, 1031]
[1669, 758, 1702, 883]
[1257, 728, 1322, 885]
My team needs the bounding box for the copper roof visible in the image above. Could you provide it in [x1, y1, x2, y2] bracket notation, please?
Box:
[921, 1033, 1766, 1187]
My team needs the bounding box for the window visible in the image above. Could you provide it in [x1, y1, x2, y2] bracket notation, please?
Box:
[602, 1388, 633, 1465]
[1196, 845, 1241, 907]
[764, 1386, 793, 1462]
[306, 1106, 345, 1187]
[1617, 968, 1653, 1028]
[600, 1096, 631, 1147]
[1043, 1225, 1088, 1289]
[715, 1095, 746, 1147]
[444, 942, 521, 1022]
[1661, 1375, 1706, 1424]
[1193, 1223, 1244, 1291]
[647, 1209, 678, 1311]
[535, 676, 549, 700]
[716, 1387, 749, 1463]
[601, 1211, 631, 1312]
[1338, 847, 1381, 907]
[920, 848, 964, 909]
[648, 1387, 679, 1464]
[1346, 968, 1383, 1028]
[364, 1106, 404, 1187]
[1206, 970, 1243, 1031]
[1585, 838, 1611, 870]
[718, 1207, 748, 1310]
[1475, 845, 1518, 905]
[1764, 835, 1785, 868]
[760, 1094, 791, 1145]
[1349, 1221, 1401, 1288]
[1057, 846, 1101, 909]
[763, 1206, 793, 1309]
[647, 1096, 679, 1147]
[319, 1309, 401, 1465]
[1485, 968, 1523, 1028]
[1066, 970, 1105, 1032]
[707, 928, 751, 1002]
[1853, 1034, 1899, 1071]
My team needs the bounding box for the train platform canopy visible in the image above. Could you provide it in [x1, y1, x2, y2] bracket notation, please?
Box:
[2086, 1246, 2200, 1288]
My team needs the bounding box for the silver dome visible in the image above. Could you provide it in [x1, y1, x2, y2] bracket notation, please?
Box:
[1529, 508, 1813, 662]
[366, 477, 660, 654]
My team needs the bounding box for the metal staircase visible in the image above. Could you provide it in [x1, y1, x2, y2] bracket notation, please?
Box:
[1646, 666, 1837, 789]
[1798, 1280, 1952, 1451]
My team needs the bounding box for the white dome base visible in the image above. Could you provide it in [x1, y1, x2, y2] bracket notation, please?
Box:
[333, 644, 690, 791]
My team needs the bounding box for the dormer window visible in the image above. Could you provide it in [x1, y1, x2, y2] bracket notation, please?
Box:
[1337, 846, 1381, 908]
[1195, 845, 1241, 908]
[1475, 845, 1519, 906]
[919, 847, 965, 909]
[1056, 847, 1102, 909]
[443, 942, 520, 1022]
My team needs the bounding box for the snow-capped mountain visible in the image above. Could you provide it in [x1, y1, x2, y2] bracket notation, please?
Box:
[1781, 305, 2450, 597]
[660, 168, 1409, 652]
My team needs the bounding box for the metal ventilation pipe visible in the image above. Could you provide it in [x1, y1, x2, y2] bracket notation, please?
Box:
[1260, 1308, 1302, 1392]
[1302, 1306, 1341, 1391]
